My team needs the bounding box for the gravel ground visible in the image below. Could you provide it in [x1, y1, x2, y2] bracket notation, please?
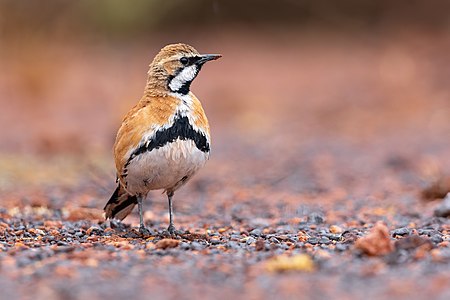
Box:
[1, 134, 449, 300]
[1, 30, 450, 300]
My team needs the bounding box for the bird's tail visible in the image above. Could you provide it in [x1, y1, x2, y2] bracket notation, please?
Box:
[104, 184, 137, 221]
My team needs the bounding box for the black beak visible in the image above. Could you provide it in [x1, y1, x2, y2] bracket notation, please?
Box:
[196, 54, 222, 65]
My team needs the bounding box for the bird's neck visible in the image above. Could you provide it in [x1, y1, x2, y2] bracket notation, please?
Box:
[141, 81, 195, 115]
[143, 66, 171, 97]
[143, 80, 169, 97]
[143, 81, 194, 103]
[142, 67, 196, 115]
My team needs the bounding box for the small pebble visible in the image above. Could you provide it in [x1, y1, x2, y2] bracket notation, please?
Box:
[335, 243, 347, 251]
[179, 242, 190, 250]
[250, 229, 262, 237]
[270, 237, 280, 244]
[307, 212, 325, 224]
[319, 237, 330, 244]
[226, 241, 239, 249]
[210, 238, 221, 245]
[255, 239, 265, 251]
[246, 237, 256, 245]
[307, 237, 319, 245]
[392, 227, 410, 236]
[329, 225, 343, 234]
[434, 193, 450, 218]
[431, 234, 444, 244]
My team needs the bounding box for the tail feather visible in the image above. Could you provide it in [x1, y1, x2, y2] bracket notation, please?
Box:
[104, 184, 137, 221]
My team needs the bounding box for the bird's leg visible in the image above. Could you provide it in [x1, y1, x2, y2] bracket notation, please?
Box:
[137, 195, 150, 236]
[167, 191, 176, 234]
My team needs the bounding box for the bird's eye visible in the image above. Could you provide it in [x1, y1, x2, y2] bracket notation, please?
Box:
[180, 57, 189, 65]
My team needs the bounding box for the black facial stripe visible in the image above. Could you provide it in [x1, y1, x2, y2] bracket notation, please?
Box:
[187, 56, 202, 65]
[125, 114, 210, 167]
[177, 81, 191, 95]
[167, 74, 175, 89]
[179, 56, 201, 66]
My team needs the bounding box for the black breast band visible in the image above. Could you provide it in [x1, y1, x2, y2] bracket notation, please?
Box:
[125, 114, 209, 167]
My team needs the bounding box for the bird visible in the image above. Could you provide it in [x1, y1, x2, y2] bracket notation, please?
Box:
[103, 43, 221, 235]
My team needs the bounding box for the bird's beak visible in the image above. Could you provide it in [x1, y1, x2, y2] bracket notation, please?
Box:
[196, 54, 222, 65]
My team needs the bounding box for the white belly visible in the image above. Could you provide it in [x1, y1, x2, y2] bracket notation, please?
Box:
[125, 139, 209, 195]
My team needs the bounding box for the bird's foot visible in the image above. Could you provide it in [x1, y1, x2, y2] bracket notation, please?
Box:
[139, 225, 151, 236]
[164, 224, 184, 237]
[164, 225, 183, 237]
[167, 224, 176, 235]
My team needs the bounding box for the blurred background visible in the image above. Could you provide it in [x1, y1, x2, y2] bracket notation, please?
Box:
[0, 0, 449, 209]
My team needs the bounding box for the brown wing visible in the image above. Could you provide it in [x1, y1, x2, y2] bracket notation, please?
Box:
[113, 95, 180, 177]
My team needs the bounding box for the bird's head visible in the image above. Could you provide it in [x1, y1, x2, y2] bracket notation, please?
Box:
[146, 43, 221, 96]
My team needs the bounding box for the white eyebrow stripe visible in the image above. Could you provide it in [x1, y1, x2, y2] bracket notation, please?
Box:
[169, 65, 198, 92]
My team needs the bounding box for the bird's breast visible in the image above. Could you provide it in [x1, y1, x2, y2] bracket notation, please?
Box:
[124, 138, 209, 195]
[130, 113, 210, 161]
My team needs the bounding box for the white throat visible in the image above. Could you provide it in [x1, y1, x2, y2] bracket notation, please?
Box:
[168, 65, 198, 92]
